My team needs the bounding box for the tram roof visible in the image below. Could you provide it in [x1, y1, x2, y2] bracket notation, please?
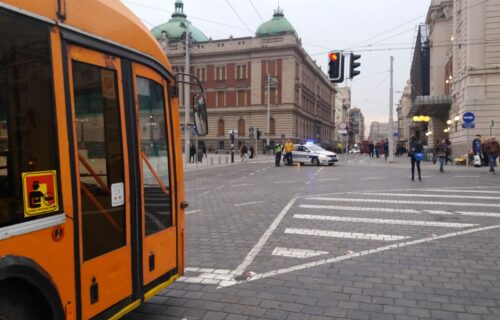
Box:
[3, 0, 172, 74]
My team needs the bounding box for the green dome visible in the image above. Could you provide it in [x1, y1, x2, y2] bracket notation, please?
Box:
[151, 0, 208, 42]
[256, 8, 296, 37]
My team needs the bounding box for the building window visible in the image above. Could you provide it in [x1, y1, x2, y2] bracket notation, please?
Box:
[238, 118, 245, 137]
[268, 60, 276, 76]
[216, 91, 225, 107]
[270, 117, 276, 136]
[236, 64, 247, 79]
[216, 65, 226, 81]
[270, 88, 277, 105]
[195, 67, 206, 82]
[218, 118, 225, 136]
[237, 90, 246, 106]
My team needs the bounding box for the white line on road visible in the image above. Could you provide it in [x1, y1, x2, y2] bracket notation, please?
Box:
[293, 214, 476, 228]
[232, 184, 253, 187]
[418, 189, 500, 194]
[231, 198, 297, 276]
[200, 191, 209, 196]
[454, 175, 480, 178]
[366, 192, 500, 201]
[218, 225, 500, 288]
[234, 201, 264, 207]
[284, 228, 408, 241]
[318, 178, 340, 182]
[186, 210, 201, 214]
[305, 197, 500, 208]
[274, 181, 296, 184]
[248, 173, 255, 176]
[300, 204, 500, 218]
[272, 247, 329, 259]
[216, 185, 224, 190]
[361, 177, 382, 180]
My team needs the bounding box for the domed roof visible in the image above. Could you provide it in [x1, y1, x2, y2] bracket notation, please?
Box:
[256, 8, 296, 37]
[151, 0, 208, 42]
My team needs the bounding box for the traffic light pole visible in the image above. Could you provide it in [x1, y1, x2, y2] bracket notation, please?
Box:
[388, 56, 395, 163]
[266, 72, 270, 153]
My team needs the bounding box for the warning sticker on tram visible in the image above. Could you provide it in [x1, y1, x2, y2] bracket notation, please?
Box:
[22, 171, 59, 217]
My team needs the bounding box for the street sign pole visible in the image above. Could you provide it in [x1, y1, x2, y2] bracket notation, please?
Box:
[388, 56, 394, 163]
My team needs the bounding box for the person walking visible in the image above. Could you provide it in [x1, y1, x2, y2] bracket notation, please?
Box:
[409, 136, 423, 181]
[472, 134, 483, 166]
[249, 145, 255, 159]
[368, 142, 374, 158]
[283, 139, 294, 166]
[189, 144, 196, 163]
[274, 142, 283, 167]
[240, 144, 248, 162]
[202, 144, 207, 158]
[483, 137, 500, 174]
[445, 138, 452, 165]
[435, 139, 449, 173]
[383, 139, 389, 160]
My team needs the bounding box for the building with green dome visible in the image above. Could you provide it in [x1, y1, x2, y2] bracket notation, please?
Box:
[150, 0, 208, 43]
[158, 4, 340, 153]
[256, 8, 297, 38]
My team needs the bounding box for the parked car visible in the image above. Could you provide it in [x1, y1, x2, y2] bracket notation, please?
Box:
[284, 143, 338, 166]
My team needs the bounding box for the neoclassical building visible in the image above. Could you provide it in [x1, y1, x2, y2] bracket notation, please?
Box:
[151, 1, 337, 152]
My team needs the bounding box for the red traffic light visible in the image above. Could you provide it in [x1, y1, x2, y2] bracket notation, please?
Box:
[329, 53, 338, 61]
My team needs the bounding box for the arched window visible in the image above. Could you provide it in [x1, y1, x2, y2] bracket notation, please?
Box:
[270, 117, 276, 136]
[238, 118, 245, 137]
[218, 118, 225, 136]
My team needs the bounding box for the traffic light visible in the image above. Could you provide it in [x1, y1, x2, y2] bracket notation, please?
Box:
[230, 132, 235, 144]
[328, 51, 344, 83]
[350, 53, 361, 79]
[256, 129, 262, 140]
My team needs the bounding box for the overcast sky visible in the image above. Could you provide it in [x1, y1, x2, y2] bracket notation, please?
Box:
[122, 0, 432, 131]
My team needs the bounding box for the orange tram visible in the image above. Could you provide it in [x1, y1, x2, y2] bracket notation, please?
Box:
[0, 1, 207, 319]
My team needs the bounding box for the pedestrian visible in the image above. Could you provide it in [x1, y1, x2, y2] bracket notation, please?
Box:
[240, 144, 248, 162]
[483, 137, 500, 174]
[202, 144, 207, 158]
[445, 138, 452, 165]
[368, 142, 374, 158]
[189, 143, 196, 163]
[435, 139, 448, 173]
[274, 142, 283, 167]
[383, 139, 389, 160]
[283, 139, 294, 165]
[472, 134, 483, 166]
[249, 145, 255, 159]
[408, 136, 423, 181]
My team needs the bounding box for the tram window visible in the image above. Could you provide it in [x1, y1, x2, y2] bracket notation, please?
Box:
[0, 10, 60, 227]
[136, 77, 172, 235]
[72, 61, 126, 260]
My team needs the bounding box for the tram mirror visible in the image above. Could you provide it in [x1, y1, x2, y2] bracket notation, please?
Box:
[192, 94, 208, 136]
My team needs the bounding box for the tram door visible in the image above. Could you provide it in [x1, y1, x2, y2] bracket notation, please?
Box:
[68, 46, 132, 319]
[132, 64, 177, 287]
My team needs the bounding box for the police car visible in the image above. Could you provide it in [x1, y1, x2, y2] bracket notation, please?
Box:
[284, 143, 338, 166]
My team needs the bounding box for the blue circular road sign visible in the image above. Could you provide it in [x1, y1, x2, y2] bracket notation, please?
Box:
[463, 112, 475, 124]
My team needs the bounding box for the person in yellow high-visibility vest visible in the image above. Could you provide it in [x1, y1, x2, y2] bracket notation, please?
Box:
[283, 139, 294, 165]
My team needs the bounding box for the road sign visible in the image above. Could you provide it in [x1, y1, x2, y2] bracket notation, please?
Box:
[339, 122, 347, 130]
[393, 131, 399, 138]
[249, 127, 254, 133]
[462, 123, 475, 129]
[463, 112, 475, 124]
[338, 129, 348, 134]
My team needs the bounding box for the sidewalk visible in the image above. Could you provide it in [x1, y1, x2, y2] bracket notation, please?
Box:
[182, 153, 274, 172]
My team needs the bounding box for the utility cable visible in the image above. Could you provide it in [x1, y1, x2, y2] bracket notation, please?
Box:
[224, 0, 254, 36]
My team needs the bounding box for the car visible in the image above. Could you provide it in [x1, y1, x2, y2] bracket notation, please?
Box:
[284, 143, 338, 166]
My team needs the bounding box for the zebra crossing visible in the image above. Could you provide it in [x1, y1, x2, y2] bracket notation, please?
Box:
[179, 187, 500, 287]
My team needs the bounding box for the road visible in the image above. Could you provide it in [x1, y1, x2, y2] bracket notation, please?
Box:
[126, 155, 500, 320]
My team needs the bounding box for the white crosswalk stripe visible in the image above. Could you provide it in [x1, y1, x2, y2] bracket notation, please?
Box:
[366, 192, 500, 200]
[305, 197, 500, 208]
[272, 247, 329, 258]
[284, 228, 409, 241]
[293, 214, 477, 228]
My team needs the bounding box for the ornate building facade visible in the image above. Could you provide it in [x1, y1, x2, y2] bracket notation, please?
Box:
[152, 1, 337, 152]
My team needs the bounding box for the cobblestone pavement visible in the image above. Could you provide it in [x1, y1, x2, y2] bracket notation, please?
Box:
[126, 157, 500, 320]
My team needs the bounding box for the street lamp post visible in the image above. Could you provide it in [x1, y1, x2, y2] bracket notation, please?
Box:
[183, 23, 191, 165]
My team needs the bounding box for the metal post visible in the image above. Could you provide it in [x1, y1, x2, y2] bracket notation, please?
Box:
[388, 56, 395, 163]
[266, 64, 271, 151]
[183, 24, 191, 165]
